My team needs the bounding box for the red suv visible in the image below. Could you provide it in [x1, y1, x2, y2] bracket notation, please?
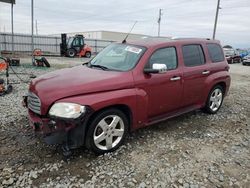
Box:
[24, 38, 230, 155]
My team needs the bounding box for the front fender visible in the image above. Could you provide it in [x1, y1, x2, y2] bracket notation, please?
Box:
[57, 88, 144, 130]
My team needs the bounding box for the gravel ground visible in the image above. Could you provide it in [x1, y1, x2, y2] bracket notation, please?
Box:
[0, 62, 249, 188]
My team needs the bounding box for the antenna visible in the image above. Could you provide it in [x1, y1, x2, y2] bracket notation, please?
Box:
[157, 9, 163, 37]
[122, 21, 137, 43]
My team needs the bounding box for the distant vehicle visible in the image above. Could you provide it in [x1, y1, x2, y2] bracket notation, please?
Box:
[60, 34, 92, 58]
[236, 49, 248, 58]
[23, 38, 231, 155]
[242, 55, 250, 66]
[223, 48, 241, 64]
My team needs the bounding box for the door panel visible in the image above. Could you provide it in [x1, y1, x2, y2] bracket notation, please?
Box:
[142, 46, 183, 118]
[144, 70, 183, 118]
[72, 37, 84, 53]
[182, 44, 209, 106]
[182, 66, 209, 106]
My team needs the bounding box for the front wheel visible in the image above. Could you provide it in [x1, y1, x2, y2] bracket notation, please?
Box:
[204, 85, 224, 114]
[67, 49, 76, 58]
[85, 109, 128, 154]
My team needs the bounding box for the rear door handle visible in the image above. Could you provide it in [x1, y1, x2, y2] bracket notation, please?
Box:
[170, 76, 181, 81]
[202, 70, 210, 75]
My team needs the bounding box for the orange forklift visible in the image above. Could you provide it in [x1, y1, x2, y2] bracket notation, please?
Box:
[60, 34, 92, 58]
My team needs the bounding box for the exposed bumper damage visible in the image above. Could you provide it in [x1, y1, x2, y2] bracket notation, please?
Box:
[23, 96, 92, 151]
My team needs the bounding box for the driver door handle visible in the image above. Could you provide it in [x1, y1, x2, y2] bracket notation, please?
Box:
[202, 70, 210, 75]
[170, 76, 181, 81]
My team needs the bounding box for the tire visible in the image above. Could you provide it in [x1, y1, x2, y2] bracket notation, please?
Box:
[204, 85, 224, 114]
[6, 85, 13, 94]
[85, 51, 91, 58]
[67, 49, 76, 58]
[85, 108, 129, 154]
[41, 57, 50, 67]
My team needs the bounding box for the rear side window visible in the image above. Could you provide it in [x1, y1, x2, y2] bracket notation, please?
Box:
[147, 47, 177, 70]
[182, 45, 205, 67]
[207, 43, 225, 62]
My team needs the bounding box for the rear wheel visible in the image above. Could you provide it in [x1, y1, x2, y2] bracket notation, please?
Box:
[204, 85, 224, 114]
[67, 49, 76, 58]
[85, 109, 128, 154]
[85, 51, 91, 58]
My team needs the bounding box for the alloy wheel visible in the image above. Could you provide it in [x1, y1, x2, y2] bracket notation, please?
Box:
[93, 115, 125, 150]
[209, 88, 223, 112]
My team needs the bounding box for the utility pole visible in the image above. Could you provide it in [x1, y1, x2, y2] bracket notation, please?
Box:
[35, 20, 38, 35]
[31, 0, 34, 64]
[213, 0, 221, 39]
[157, 9, 163, 37]
[11, 0, 14, 58]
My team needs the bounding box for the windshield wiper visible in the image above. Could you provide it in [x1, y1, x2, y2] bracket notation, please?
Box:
[89, 63, 109, 70]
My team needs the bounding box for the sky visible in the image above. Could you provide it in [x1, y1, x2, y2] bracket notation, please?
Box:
[0, 0, 250, 48]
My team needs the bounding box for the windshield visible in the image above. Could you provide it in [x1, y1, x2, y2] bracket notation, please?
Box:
[67, 37, 74, 48]
[89, 43, 146, 71]
[224, 49, 235, 56]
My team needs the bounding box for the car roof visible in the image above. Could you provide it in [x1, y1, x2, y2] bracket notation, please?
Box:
[127, 37, 221, 48]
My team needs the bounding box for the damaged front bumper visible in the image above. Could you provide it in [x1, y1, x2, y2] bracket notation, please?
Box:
[23, 96, 91, 148]
[28, 110, 74, 145]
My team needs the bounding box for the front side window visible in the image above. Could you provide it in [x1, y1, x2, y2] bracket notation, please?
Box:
[89, 43, 146, 71]
[182, 44, 205, 67]
[207, 43, 225, 62]
[146, 47, 177, 70]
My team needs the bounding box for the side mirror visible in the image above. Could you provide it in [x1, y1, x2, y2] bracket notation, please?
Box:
[144, 63, 167, 74]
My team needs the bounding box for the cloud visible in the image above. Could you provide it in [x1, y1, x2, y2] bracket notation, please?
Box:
[0, 0, 250, 48]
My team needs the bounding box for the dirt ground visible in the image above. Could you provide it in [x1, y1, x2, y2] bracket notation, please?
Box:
[0, 61, 249, 188]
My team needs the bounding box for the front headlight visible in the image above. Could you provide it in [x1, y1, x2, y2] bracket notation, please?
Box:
[49, 103, 86, 119]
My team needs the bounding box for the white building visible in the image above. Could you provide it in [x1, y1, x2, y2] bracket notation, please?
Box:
[67, 30, 150, 41]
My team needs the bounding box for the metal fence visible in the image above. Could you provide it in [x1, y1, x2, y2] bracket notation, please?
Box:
[0, 32, 114, 55]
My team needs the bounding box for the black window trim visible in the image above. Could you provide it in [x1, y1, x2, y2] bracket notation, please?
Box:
[206, 43, 225, 63]
[145, 46, 179, 71]
[182, 43, 207, 67]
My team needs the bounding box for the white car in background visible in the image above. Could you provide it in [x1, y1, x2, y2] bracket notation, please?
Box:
[242, 55, 250, 66]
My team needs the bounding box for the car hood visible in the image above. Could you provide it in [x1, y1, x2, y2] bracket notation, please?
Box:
[29, 65, 134, 114]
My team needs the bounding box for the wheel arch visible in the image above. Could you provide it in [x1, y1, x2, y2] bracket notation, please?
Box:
[206, 81, 226, 100]
[85, 51, 91, 57]
[85, 104, 133, 134]
[214, 81, 226, 95]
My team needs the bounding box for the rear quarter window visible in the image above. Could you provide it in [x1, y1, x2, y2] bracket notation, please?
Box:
[207, 43, 225, 62]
